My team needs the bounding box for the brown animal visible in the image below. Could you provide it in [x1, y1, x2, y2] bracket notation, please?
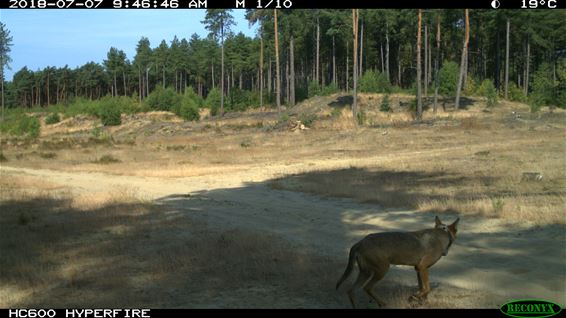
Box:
[336, 216, 459, 308]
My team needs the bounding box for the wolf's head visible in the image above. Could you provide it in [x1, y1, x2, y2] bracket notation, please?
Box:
[435, 216, 459, 256]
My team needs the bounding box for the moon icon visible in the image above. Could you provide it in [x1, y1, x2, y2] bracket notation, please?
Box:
[491, 0, 501, 8]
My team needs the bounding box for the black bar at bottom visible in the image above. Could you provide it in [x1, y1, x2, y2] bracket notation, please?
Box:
[0, 309, 504, 318]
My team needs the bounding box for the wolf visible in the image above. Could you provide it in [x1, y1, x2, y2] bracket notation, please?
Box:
[336, 216, 459, 308]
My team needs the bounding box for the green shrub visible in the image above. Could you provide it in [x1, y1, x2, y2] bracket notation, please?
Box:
[308, 81, 339, 98]
[530, 63, 555, 112]
[380, 94, 391, 112]
[99, 99, 122, 126]
[491, 198, 505, 214]
[23, 117, 40, 138]
[558, 90, 566, 110]
[64, 97, 100, 117]
[478, 79, 498, 108]
[240, 139, 252, 148]
[145, 86, 182, 112]
[331, 107, 342, 117]
[438, 61, 459, 97]
[308, 80, 321, 98]
[321, 83, 339, 96]
[507, 83, 527, 103]
[0, 152, 7, 162]
[278, 113, 290, 125]
[227, 88, 252, 112]
[299, 113, 317, 127]
[113, 96, 142, 114]
[408, 98, 418, 112]
[295, 86, 308, 103]
[206, 88, 222, 116]
[39, 152, 57, 159]
[178, 97, 200, 121]
[464, 74, 479, 96]
[1, 115, 43, 138]
[356, 110, 366, 126]
[360, 70, 392, 94]
[45, 113, 61, 125]
[93, 155, 121, 164]
[184, 87, 204, 108]
[557, 58, 566, 109]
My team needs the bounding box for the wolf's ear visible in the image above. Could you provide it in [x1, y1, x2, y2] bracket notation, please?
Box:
[448, 218, 460, 232]
[435, 215, 442, 227]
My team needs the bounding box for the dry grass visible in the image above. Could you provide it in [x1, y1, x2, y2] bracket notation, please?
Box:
[271, 135, 566, 225]
[0, 174, 488, 308]
[2, 94, 565, 226]
[3, 94, 562, 307]
[0, 174, 345, 308]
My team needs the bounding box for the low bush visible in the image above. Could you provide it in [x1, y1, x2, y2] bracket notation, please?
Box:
[45, 113, 61, 125]
[360, 70, 392, 94]
[99, 99, 122, 126]
[145, 86, 182, 112]
[380, 94, 391, 112]
[0, 114, 41, 138]
[478, 79, 498, 108]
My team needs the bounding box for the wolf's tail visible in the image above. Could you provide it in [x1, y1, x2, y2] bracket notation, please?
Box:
[336, 242, 360, 290]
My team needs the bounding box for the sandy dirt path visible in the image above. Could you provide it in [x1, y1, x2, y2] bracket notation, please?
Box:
[2, 161, 564, 308]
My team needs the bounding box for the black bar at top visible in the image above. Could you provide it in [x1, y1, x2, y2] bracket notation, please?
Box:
[1, 0, 564, 9]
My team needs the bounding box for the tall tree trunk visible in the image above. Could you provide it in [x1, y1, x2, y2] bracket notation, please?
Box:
[290, 35, 295, 106]
[455, 9, 469, 110]
[138, 68, 142, 102]
[424, 24, 428, 98]
[146, 66, 149, 98]
[332, 35, 336, 85]
[359, 21, 364, 77]
[274, 9, 281, 111]
[47, 73, 50, 105]
[386, 23, 390, 83]
[123, 71, 126, 96]
[221, 22, 225, 116]
[495, 27, 501, 91]
[416, 9, 423, 120]
[524, 37, 530, 96]
[380, 43, 385, 74]
[352, 9, 359, 124]
[113, 72, 117, 97]
[286, 58, 290, 104]
[260, 25, 264, 108]
[398, 44, 402, 86]
[1, 62, 4, 122]
[316, 16, 320, 85]
[504, 18, 510, 100]
[428, 33, 432, 85]
[212, 63, 215, 89]
[346, 41, 349, 92]
[268, 58, 272, 94]
[433, 13, 441, 114]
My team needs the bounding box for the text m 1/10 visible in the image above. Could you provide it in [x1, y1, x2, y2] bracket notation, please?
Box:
[256, 0, 292, 8]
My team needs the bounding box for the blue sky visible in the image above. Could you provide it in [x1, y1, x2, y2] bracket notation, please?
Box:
[1, 9, 258, 80]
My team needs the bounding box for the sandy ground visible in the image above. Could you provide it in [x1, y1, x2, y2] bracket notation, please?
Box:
[2, 154, 565, 308]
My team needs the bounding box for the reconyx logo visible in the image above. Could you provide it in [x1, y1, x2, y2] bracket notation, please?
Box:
[501, 299, 562, 318]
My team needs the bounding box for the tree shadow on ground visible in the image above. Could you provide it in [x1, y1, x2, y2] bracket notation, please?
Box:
[2, 167, 564, 308]
[328, 95, 353, 108]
